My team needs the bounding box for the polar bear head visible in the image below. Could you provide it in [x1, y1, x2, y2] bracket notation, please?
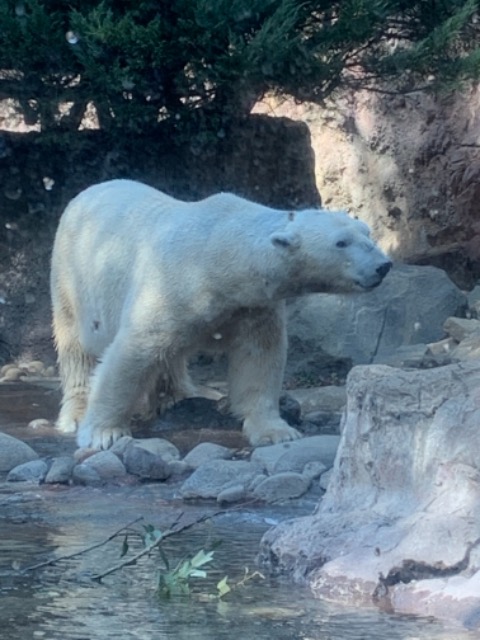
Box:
[270, 209, 392, 295]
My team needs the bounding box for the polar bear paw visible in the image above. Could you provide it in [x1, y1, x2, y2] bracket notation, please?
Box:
[243, 418, 302, 447]
[77, 421, 132, 450]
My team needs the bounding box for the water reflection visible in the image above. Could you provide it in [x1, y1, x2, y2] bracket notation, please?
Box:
[0, 514, 475, 640]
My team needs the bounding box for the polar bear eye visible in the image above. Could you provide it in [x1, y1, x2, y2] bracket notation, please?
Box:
[336, 240, 349, 248]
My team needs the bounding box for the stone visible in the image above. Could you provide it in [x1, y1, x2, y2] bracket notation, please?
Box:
[183, 442, 233, 469]
[250, 436, 340, 475]
[287, 264, 466, 365]
[259, 360, 480, 628]
[28, 418, 53, 430]
[180, 460, 260, 500]
[252, 472, 312, 503]
[72, 464, 103, 487]
[7, 459, 48, 483]
[443, 316, 480, 342]
[123, 445, 171, 480]
[0, 432, 38, 472]
[287, 386, 346, 414]
[217, 484, 248, 504]
[82, 451, 127, 479]
[44, 456, 76, 484]
[130, 437, 180, 461]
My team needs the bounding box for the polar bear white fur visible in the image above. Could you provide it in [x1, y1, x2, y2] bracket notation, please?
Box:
[51, 179, 391, 450]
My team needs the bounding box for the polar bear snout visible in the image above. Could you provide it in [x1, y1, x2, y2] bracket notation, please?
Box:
[356, 259, 392, 290]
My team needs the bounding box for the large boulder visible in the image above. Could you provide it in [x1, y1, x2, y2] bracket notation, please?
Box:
[287, 264, 466, 366]
[259, 359, 480, 628]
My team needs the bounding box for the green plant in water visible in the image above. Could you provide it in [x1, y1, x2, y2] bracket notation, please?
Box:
[157, 548, 215, 597]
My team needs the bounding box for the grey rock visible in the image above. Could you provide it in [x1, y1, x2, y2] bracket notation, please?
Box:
[72, 464, 104, 487]
[443, 316, 480, 342]
[251, 436, 340, 475]
[451, 333, 480, 362]
[301, 411, 343, 435]
[302, 461, 327, 480]
[180, 460, 260, 499]
[167, 460, 190, 476]
[7, 459, 48, 483]
[253, 472, 312, 503]
[259, 360, 480, 627]
[287, 264, 466, 366]
[288, 386, 346, 414]
[0, 432, 38, 472]
[123, 445, 171, 480]
[132, 438, 180, 461]
[183, 442, 233, 469]
[217, 484, 248, 504]
[83, 451, 127, 479]
[319, 468, 333, 491]
[45, 456, 76, 484]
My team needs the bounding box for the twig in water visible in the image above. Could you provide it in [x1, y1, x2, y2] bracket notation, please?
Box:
[22, 516, 145, 573]
[91, 509, 227, 582]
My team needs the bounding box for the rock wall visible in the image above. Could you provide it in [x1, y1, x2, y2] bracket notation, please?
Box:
[259, 360, 480, 628]
[255, 85, 480, 288]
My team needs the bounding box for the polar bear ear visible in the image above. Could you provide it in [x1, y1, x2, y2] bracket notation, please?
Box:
[270, 231, 301, 250]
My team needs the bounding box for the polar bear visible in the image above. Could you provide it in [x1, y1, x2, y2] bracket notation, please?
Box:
[51, 179, 391, 450]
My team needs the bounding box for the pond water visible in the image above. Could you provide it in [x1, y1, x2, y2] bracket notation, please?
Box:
[0, 493, 475, 640]
[0, 382, 476, 640]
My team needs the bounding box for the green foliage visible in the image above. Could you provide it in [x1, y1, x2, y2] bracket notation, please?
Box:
[0, 0, 479, 133]
[157, 548, 215, 597]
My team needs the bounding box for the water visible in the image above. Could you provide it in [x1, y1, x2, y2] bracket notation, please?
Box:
[0, 382, 476, 639]
[0, 504, 475, 640]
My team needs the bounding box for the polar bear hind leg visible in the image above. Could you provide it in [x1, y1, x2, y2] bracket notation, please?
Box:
[53, 298, 96, 434]
[225, 304, 301, 446]
[136, 354, 224, 420]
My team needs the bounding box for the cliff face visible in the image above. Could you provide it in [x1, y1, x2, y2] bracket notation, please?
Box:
[255, 85, 480, 288]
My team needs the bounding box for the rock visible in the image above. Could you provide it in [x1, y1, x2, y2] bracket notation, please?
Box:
[44, 456, 76, 484]
[131, 437, 180, 461]
[451, 333, 480, 362]
[28, 418, 53, 430]
[259, 360, 480, 628]
[253, 472, 312, 503]
[7, 459, 48, 483]
[287, 386, 346, 414]
[302, 411, 343, 435]
[318, 468, 333, 491]
[72, 464, 103, 487]
[180, 460, 260, 500]
[302, 461, 327, 480]
[0, 367, 25, 382]
[82, 451, 127, 479]
[123, 445, 171, 480]
[287, 264, 466, 366]
[443, 316, 480, 342]
[183, 442, 233, 469]
[217, 484, 248, 504]
[0, 432, 39, 472]
[423, 337, 457, 367]
[250, 436, 340, 475]
[372, 343, 428, 368]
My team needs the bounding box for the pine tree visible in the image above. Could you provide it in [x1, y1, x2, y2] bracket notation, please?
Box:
[0, 0, 479, 133]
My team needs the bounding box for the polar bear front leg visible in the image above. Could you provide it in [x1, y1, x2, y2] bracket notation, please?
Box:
[77, 337, 159, 450]
[226, 304, 302, 447]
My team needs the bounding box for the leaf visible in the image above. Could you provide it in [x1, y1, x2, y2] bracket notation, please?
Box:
[120, 535, 129, 558]
[189, 569, 207, 579]
[190, 549, 214, 569]
[216, 576, 231, 598]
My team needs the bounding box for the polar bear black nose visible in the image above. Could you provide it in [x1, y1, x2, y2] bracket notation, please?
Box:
[377, 261, 393, 278]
